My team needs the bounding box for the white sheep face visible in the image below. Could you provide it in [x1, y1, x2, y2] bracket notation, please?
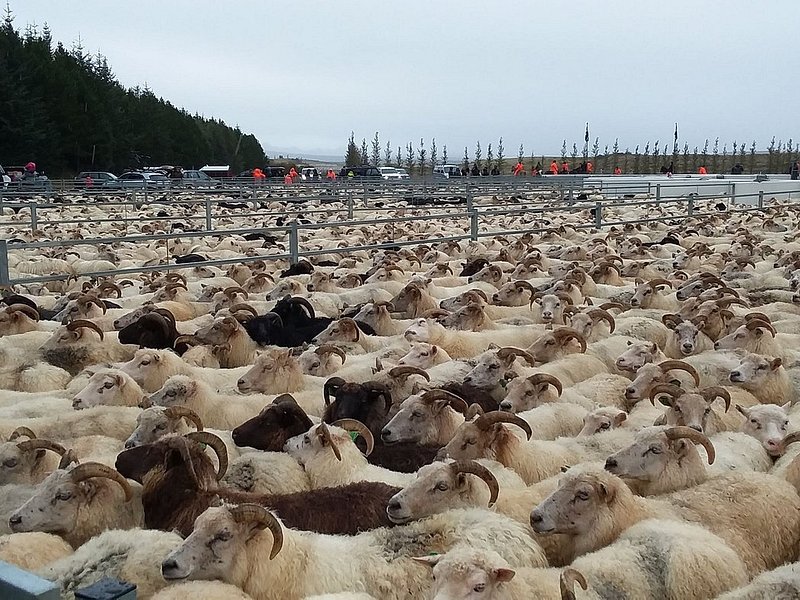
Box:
[738, 403, 790, 456]
[417, 548, 515, 600]
[72, 370, 126, 410]
[0, 442, 42, 484]
[397, 343, 440, 369]
[529, 467, 611, 536]
[604, 427, 678, 482]
[125, 407, 179, 448]
[729, 354, 782, 387]
[9, 468, 83, 534]
[615, 342, 659, 373]
[403, 319, 434, 344]
[148, 375, 194, 408]
[463, 351, 514, 390]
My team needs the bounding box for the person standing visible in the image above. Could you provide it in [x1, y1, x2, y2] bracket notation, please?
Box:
[586, 161, 594, 174]
[513, 161, 524, 176]
[560, 160, 570, 174]
[613, 166, 622, 175]
[253, 168, 265, 184]
[549, 160, 559, 175]
[698, 165, 708, 175]
[289, 167, 299, 182]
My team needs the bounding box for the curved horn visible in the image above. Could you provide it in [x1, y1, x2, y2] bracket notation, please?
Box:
[151, 308, 176, 325]
[664, 426, 716, 464]
[174, 335, 202, 348]
[470, 289, 489, 302]
[745, 318, 777, 337]
[163, 406, 204, 431]
[475, 411, 533, 439]
[599, 302, 624, 312]
[526, 373, 563, 396]
[420, 390, 469, 415]
[288, 296, 316, 318]
[65, 319, 104, 340]
[316, 423, 341, 461]
[8, 426, 37, 441]
[648, 278, 673, 289]
[388, 365, 430, 381]
[331, 418, 374, 456]
[649, 383, 685, 404]
[450, 460, 499, 506]
[98, 282, 122, 298]
[700, 386, 731, 412]
[779, 431, 800, 454]
[16, 439, 67, 456]
[70, 463, 132, 501]
[186, 431, 228, 480]
[229, 303, 258, 318]
[5, 304, 40, 321]
[323, 377, 346, 407]
[552, 328, 587, 352]
[315, 344, 346, 364]
[661, 314, 683, 329]
[497, 347, 536, 366]
[229, 504, 283, 559]
[514, 280, 535, 294]
[587, 309, 615, 333]
[658, 360, 700, 386]
[223, 286, 249, 299]
[560, 568, 588, 600]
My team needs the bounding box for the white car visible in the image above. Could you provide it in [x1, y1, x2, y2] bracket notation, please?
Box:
[380, 167, 410, 180]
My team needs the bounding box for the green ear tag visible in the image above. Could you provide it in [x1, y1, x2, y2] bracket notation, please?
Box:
[349, 432, 358, 442]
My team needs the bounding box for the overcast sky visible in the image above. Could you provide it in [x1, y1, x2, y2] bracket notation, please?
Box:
[12, 1, 799, 159]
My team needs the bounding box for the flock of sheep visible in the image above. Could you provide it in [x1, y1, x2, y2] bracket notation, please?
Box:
[1, 185, 800, 599]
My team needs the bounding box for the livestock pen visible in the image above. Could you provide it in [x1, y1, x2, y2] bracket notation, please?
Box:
[3, 176, 800, 598]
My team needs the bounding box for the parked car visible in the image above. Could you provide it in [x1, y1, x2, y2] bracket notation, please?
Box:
[75, 171, 117, 188]
[179, 170, 220, 188]
[379, 166, 410, 181]
[0, 165, 9, 188]
[5, 165, 52, 192]
[300, 167, 320, 181]
[339, 165, 382, 179]
[103, 171, 169, 189]
[433, 165, 463, 179]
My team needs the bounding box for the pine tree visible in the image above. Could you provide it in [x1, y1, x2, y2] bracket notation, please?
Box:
[406, 142, 415, 173]
[486, 143, 494, 172]
[517, 143, 524, 164]
[474, 141, 482, 171]
[360, 138, 369, 165]
[429, 138, 437, 171]
[345, 132, 361, 166]
[442, 144, 448, 165]
[371, 132, 381, 167]
[417, 138, 427, 176]
[462, 147, 469, 171]
[384, 140, 392, 166]
[496, 137, 505, 172]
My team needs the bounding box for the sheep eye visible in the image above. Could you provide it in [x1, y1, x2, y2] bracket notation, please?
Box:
[599, 422, 610, 430]
[489, 364, 498, 370]
[435, 482, 449, 491]
[412, 411, 424, 419]
[649, 446, 663, 454]
[303, 435, 310, 443]
[140, 360, 151, 366]
[56, 491, 72, 501]
[545, 340, 555, 346]
[311, 362, 320, 369]
[784, 421, 790, 427]
[704, 408, 711, 415]
[156, 423, 166, 430]
[214, 531, 232, 542]
[576, 491, 589, 501]
[473, 583, 486, 592]
[103, 381, 114, 389]
[3, 459, 18, 468]
[674, 407, 681, 413]
[466, 438, 476, 445]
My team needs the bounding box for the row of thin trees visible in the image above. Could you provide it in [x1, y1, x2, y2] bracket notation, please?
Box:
[345, 132, 799, 175]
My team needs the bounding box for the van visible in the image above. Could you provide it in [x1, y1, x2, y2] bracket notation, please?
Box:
[433, 165, 463, 179]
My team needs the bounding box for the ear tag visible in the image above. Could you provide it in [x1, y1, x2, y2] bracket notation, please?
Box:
[349, 432, 358, 442]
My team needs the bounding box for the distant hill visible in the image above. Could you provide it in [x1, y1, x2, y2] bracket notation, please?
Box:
[0, 12, 266, 177]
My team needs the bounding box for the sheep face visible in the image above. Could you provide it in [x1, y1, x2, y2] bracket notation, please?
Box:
[629, 282, 667, 308]
[397, 343, 441, 369]
[468, 265, 504, 287]
[403, 318, 436, 344]
[237, 349, 296, 394]
[0, 442, 46, 484]
[670, 322, 704, 356]
[534, 294, 563, 323]
[438, 305, 489, 332]
[9, 467, 88, 535]
[656, 393, 715, 432]
[364, 267, 403, 284]
[161, 506, 248, 582]
[311, 319, 359, 345]
[729, 354, 783, 387]
[715, 323, 773, 351]
[284, 423, 349, 465]
[529, 468, 616, 535]
[615, 341, 659, 373]
[738, 403, 790, 456]
[120, 349, 171, 389]
[72, 369, 130, 410]
[196, 317, 240, 346]
[148, 375, 195, 408]
[386, 461, 489, 524]
[305, 271, 331, 292]
[265, 279, 301, 301]
[392, 283, 426, 315]
[440, 290, 487, 312]
[499, 377, 560, 413]
[578, 407, 627, 436]
[463, 351, 516, 390]
[674, 278, 709, 301]
[197, 285, 223, 303]
[510, 262, 543, 280]
[298, 348, 342, 377]
[381, 394, 450, 444]
[232, 397, 312, 451]
[415, 548, 516, 600]
[125, 407, 183, 448]
[604, 427, 685, 482]
[437, 422, 494, 462]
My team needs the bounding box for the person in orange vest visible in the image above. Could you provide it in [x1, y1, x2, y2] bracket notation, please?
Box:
[284, 173, 293, 185]
[586, 161, 594, 174]
[289, 167, 299, 181]
[253, 168, 265, 183]
[613, 166, 622, 175]
[560, 161, 569, 174]
[698, 165, 708, 174]
[513, 161, 524, 176]
[326, 169, 336, 181]
[549, 160, 559, 175]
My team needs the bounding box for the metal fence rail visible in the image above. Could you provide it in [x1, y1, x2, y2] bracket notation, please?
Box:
[0, 186, 783, 287]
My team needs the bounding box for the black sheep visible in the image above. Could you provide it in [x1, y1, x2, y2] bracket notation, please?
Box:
[118, 310, 178, 349]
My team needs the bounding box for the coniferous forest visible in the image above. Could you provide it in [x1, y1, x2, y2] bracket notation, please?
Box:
[0, 7, 267, 177]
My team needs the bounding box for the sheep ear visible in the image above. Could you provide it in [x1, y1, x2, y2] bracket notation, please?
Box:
[782, 401, 792, 411]
[771, 358, 783, 370]
[430, 345, 438, 355]
[596, 481, 615, 503]
[493, 568, 516, 583]
[114, 374, 124, 388]
[613, 412, 628, 425]
[487, 343, 499, 350]
[735, 404, 749, 417]
[626, 340, 633, 346]
[412, 555, 441, 568]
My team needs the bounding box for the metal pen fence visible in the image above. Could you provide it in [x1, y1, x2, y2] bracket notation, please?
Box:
[0, 185, 783, 288]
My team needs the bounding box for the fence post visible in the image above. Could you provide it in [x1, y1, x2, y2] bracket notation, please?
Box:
[687, 197, 694, 217]
[758, 190, 764, 209]
[470, 211, 479, 241]
[730, 182, 736, 205]
[655, 184, 661, 204]
[568, 181, 574, 203]
[347, 192, 354, 220]
[466, 184, 473, 212]
[0, 240, 9, 286]
[594, 201, 602, 229]
[289, 223, 299, 265]
[205, 198, 212, 231]
[29, 202, 38, 232]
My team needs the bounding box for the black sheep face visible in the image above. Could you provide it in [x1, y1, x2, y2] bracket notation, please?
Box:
[231, 396, 312, 451]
